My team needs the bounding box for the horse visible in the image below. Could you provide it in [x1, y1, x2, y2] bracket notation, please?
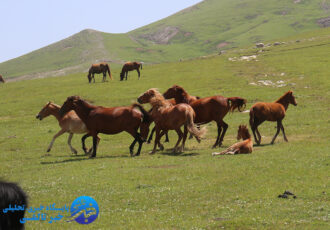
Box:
[0, 74, 5, 83]
[36, 102, 99, 154]
[137, 88, 206, 154]
[0, 180, 28, 230]
[87, 62, 112, 83]
[120, 62, 142, 81]
[249, 90, 297, 145]
[212, 125, 253, 156]
[59, 96, 150, 157]
[163, 85, 247, 148]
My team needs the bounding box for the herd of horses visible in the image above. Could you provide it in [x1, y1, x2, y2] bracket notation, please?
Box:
[36, 83, 297, 158]
[87, 61, 142, 83]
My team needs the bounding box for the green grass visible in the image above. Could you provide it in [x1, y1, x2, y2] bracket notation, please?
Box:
[0, 28, 329, 229]
[1, 0, 329, 77]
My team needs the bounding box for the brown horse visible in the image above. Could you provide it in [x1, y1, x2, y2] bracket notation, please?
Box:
[36, 102, 99, 154]
[137, 88, 206, 154]
[59, 96, 150, 157]
[212, 125, 253, 156]
[0, 74, 5, 83]
[87, 62, 112, 83]
[163, 85, 247, 148]
[120, 62, 142, 81]
[249, 91, 297, 145]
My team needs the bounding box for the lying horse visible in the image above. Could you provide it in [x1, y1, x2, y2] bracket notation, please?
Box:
[87, 62, 112, 83]
[59, 96, 150, 157]
[249, 91, 297, 145]
[212, 125, 253, 156]
[0, 74, 5, 83]
[36, 102, 99, 154]
[120, 62, 142, 81]
[138, 88, 206, 154]
[163, 85, 247, 148]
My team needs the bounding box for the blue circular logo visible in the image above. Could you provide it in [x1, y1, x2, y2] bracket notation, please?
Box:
[69, 196, 99, 224]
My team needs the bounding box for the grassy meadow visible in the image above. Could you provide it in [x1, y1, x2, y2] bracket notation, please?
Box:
[0, 29, 329, 229]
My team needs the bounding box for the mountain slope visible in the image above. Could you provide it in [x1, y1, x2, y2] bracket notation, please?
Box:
[1, 0, 329, 78]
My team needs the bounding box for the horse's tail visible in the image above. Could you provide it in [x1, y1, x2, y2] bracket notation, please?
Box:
[185, 106, 206, 142]
[249, 107, 255, 129]
[132, 103, 151, 124]
[106, 64, 112, 80]
[227, 97, 247, 112]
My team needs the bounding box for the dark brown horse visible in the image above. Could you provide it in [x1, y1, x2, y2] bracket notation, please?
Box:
[138, 88, 206, 154]
[120, 62, 142, 81]
[0, 74, 5, 83]
[59, 96, 150, 157]
[249, 91, 297, 145]
[87, 62, 112, 83]
[212, 125, 253, 156]
[163, 85, 247, 148]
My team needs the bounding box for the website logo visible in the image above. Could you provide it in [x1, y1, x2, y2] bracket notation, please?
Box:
[67, 196, 99, 224]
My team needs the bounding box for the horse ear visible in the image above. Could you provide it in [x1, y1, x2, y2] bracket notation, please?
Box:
[288, 91, 293, 95]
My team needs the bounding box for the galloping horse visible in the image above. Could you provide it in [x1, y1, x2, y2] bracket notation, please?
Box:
[163, 85, 247, 148]
[249, 91, 297, 145]
[87, 62, 112, 83]
[137, 88, 206, 154]
[212, 125, 253, 156]
[36, 102, 99, 154]
[120, 62, 142, 81]
[59, 96, 150, 157]
[0, 74, 5, 83]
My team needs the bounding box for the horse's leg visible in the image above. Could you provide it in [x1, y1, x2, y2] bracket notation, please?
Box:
[137, 69, 140, 79]
[67, 133, 77, 155]
[212, 123, 222, 148]
[164, 131, 170, 142]
[157, 130, 166, 151]
[180, 125, 188, 152]
[90, 134, 98, 158]
[218, 120, 228, 147]
[47, 129, 66, 152]
[135, 133, 144, 156]
[147, 126, 156, 143]
[151, 128, 161, 154]
[125, 72, 128, 80]
[88, 135, 100, 154]
[102, 72, 106, 82]
[280, 121, 288, 142]
[173, 128, 183, 153]
[81, 133, 91, 154]
[129, 139, 137, 156]
[271, 121, 281, 144]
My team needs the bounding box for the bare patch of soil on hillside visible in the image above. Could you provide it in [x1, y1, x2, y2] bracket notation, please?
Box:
[139, 26, 180, 44]
[216, 42, 229, 49]
[317, 16, 330, 27]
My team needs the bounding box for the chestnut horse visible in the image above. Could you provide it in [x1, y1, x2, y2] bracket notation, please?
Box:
[120, 62, 142, 81]
[137, 88, 206, 154]
[0, 74, 5, 83]
[163, 85, 247, 148]
[212, 125, 253, 156]
[59, 96, 150, 157]
[36, 102, 99, 154]
[249, 91, 297, 145]
[87, 62, 112, 83]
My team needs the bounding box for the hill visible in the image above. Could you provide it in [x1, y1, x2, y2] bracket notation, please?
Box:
[0, 0, 329, 78]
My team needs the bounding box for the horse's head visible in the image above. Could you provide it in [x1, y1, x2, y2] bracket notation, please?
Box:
[137, 89, 157, 104]
[163, 85, 185, 99]
[36, 102, 53, 120]
[287, 91, 297, 106]
[59, 96, 80, 117]
[237, 125, 250, 140]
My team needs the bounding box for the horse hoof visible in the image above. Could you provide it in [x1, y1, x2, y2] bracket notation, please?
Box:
[159, 145, 164, 151]
[47, 149, 51, 152]
[89, 155, 96, 158]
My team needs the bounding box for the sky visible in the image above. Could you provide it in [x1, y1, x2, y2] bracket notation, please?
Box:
[0, 0, 202, 63]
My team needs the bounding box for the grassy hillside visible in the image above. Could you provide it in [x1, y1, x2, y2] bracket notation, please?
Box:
[0, 28, 329, 229]
[0, 0, 329, 78]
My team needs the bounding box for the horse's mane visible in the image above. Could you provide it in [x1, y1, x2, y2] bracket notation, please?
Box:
[172, 85, 190, 103]
[275, 91, 292, 103]
[149, 88, 172, 109]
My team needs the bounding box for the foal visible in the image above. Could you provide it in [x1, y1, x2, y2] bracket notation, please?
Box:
[212, 125, 253, 156]
[36, 102, 97, 154]
[249, 91, 297, 145]
[138, 88, 206, 154]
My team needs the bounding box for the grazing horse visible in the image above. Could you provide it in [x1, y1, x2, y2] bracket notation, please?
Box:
[36, 102, 98, 154]
[0, 180, 28, 230]
[137, 88, 206, 154]
[249, 91, 297, 145]
[0, 74, 5, 83]
[212, 125, 253, 156]
[120, 62, 142, 81]
[59, 96, 150, 157]
[163, 85, 247, 148]
[87, 62, 112, 83]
